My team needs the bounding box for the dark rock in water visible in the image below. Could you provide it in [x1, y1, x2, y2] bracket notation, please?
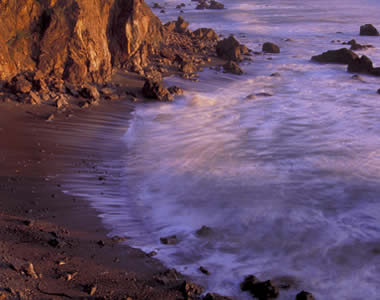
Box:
[216, 35, 242, 62]
[203, 293, 234, 300]
[377, 88, 380, 94]
[347, 55, 373, 73]
[262, 42, 280, 54]
[160, 235, 178, 245]
[241, 275, 261, 292]
[270, 72, 281, 77]
[142, 79, 173, 102]
[196, 225, 213, 237]
[360, 24, 380, 36]
[223, 61, 243, 75]
[344, 39, 373, 51]
[180, 281, 204, 299]
[168, 86, 184, 95]
[371, 67, 380, 76]
[296, 291, 315, 300]
[256, 92, 273, 97]
[241, 275, 279, 299]
[199, 266, 210, 275]
[311, 48, 358, 65]
[209, 0, 224, 9]
[351, 74, 364, 81]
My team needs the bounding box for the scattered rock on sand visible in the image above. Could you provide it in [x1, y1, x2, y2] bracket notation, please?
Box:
[223, 61, 243, 75]
[216, 35, 242, 62]
[22, 263, 38, 279]
[262, 42, 280, 54]
[142, 79, 173, 102]
[360, 24, 379, 36]
[296, 291, 315, 300]
[241, 275, 279, 299]
[311, 48, 358, 64]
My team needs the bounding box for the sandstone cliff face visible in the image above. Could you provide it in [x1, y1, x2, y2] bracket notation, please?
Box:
[0, 0, 163, 84]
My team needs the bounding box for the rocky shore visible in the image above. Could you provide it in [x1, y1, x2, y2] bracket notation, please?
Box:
[2, 0, 379, 299]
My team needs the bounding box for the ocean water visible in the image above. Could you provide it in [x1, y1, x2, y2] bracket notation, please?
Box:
[69, 1, 380, 299]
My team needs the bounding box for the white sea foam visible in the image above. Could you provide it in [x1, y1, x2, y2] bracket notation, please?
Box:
[68, 0, 380, 299]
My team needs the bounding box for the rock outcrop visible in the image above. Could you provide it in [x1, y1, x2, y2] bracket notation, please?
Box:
[311, 48, 358, 65]
[0, 0, 164, 85]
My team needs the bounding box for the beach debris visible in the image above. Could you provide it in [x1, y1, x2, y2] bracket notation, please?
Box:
[48, 238, 60, 248]
[160, 235, 178, 245]
[23, 219, 34, 227]
[241, 275, 279, 299]
[22, 262, 38, 279]
[311, 48, 358, 64]
[84, 283, 97, 296]
[296, 291, 315, 300]
[262, 42, 280, 54]
[46, 114, 55, 122]
[223, 61, 243, 75]
[199, 266, 210, 275]
[360, 24, 379, 36]
[216, 35, 242, 62]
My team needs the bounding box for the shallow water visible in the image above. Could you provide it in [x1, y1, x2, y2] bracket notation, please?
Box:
[70, 1, 380, 299]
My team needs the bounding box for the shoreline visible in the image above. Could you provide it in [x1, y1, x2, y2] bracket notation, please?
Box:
[0, 94, 188, 299]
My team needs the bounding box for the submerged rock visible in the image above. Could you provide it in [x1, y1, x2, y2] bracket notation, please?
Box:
[296, 291, 315, 300]
[311, 48, 358, 64]
[196, 225, 213, 237]
[142, 79, 173, 102]
[223, 61, 243, 75]
[360, 24, 379, 36]
[203, 293, 234, 300]
[241, 275, 279, 299]
[347, 55, 373, 73]
[160, 235, 178, 245]
[216, 35, 242, 62]
[262, 42, 280, 54]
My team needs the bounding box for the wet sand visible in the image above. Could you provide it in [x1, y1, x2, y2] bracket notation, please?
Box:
[0, 79, 189, 299]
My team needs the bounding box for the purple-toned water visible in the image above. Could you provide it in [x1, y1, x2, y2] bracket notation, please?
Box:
[69, 1, 380, 299]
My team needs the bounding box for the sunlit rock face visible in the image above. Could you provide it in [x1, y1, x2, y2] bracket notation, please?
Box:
[0, 0, 163, 84]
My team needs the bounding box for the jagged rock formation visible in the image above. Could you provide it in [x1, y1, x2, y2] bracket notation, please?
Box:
[0, 0, 163, 84]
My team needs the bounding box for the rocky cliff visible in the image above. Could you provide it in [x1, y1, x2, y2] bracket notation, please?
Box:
[0, 0, 163, 84]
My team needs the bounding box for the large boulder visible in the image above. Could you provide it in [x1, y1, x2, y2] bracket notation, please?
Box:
[311, 48, 358, 64]
[347, 55, 373, 73]
[360, 24, 379, 36]
[296, 291, 315, 300]
[142, 79, 173, 101]
[216, 35, 242, 61]
[262, 42, 280, 54]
